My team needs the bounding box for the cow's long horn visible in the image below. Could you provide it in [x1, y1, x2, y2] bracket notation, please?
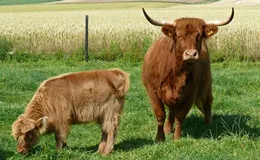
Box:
[142, 8, 172, 26]
[207, 7, 234, 26]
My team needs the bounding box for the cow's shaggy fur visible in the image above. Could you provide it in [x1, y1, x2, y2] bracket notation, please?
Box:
[142, 11, 233, 141]
[12, 68, 130, 156]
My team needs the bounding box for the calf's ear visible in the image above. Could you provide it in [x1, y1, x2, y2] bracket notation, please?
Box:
[204, 24, 218, 38]
[162, 25, 175, 37]
[35, 116, 48, 134]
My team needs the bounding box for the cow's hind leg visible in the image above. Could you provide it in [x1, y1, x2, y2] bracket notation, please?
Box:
[203, 94, 212, 124]
[164, 109, 174, 134]
[196, 95, 212, 125]
[148, 90, 166, 142]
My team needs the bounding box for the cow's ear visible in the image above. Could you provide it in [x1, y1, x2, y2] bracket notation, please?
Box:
[204, 24, 218, 38]
[35, 116, 48, 134]
[20, 119, 35, 134]
[162, 25, 175, 37]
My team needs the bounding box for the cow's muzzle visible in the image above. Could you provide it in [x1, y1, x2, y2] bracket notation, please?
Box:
[183, 49, 199, 62]
[17, 146, 29, 154]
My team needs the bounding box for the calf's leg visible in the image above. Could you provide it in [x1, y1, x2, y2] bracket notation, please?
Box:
[55, 127, 69, 150]
[102, 129, 116, 156]
[100, 109, 121, 156]
[98, 130, 107, 154]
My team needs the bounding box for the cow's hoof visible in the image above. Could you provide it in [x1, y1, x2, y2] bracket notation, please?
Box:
[155, 134, 165, 142]
[164, 125, 173, 134]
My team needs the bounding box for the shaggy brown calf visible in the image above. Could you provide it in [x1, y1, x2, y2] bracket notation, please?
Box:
[12, 68, 130, 156]
[142, 8, 234, 141]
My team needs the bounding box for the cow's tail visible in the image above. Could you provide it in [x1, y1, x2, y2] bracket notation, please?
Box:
[110, 68, 130, 97]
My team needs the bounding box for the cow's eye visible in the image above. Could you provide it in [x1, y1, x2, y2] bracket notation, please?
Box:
[177, 35, 184, 41]
[196, 34, 202, 40]
[25, 131, 33, 141]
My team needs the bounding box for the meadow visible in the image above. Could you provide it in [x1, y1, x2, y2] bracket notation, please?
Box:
[0, 60, 259, 159]
[0, 1, 260, 160]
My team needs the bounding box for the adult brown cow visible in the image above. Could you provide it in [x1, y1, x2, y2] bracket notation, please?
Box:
[142, 8, 234, 141]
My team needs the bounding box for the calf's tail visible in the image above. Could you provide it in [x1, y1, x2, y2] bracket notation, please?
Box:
[110, 68, 130, 97]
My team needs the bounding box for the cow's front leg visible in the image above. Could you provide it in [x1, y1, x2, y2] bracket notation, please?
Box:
[148, 91, 166, 141]
[173, 103, 192, 139]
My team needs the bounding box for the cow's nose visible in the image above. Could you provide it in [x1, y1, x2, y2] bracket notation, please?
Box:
[18, 148, 27, 154]
[183, 49, 199, 61]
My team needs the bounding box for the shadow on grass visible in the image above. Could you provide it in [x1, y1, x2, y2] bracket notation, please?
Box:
[182, 114, 259, 139]
[69, 144, 99, 153]
[70, 138, 154, 153]
[0, 148, 15, 160]
[114, 138, 154, 151]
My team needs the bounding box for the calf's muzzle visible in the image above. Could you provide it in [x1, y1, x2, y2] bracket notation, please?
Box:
[17, 146, 29, 154]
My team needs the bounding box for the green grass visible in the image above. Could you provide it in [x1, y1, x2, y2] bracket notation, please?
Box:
[0, 60, 259, 159]
[0, 0, 58, 5]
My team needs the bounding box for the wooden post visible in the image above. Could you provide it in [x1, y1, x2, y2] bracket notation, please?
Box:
[85, 15, 89, 61]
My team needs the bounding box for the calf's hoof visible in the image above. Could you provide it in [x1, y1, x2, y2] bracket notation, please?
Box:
[62, 143, 68, 149]
[101, 148, 112, 156]
[98, 142, 106, 154]
[56, 142, 68, 151]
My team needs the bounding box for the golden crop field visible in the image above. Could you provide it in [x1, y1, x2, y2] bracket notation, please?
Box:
[0, 2, 259, 61]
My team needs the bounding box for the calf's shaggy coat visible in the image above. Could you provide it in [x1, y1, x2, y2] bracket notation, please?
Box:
[12, 68, 130, 156]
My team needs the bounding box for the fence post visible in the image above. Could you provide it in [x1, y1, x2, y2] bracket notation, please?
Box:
[85, 15, 89, 61]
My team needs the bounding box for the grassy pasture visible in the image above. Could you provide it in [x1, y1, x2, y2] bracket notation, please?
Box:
[0, 3, 259, 62]
[0, 60, 259, 159]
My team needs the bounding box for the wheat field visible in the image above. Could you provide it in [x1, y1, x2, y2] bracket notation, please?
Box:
[0, 3, 259, 61]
